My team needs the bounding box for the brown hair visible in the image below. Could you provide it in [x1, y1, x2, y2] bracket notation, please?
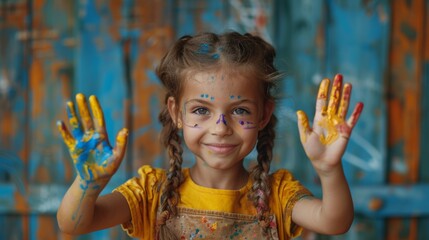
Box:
[156, 31, 280, 238]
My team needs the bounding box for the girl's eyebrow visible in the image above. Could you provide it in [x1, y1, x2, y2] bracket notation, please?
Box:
[185, 98, 258, 106]
[184, 99, 213, 105]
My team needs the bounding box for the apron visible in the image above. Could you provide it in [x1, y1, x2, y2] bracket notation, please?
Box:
[162, 207, 279, 239]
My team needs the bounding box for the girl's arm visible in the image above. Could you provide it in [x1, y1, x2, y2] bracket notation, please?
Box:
[293, 74, 363, 234]
[57, 178, 130, 234]
[56, 94, 130, 234]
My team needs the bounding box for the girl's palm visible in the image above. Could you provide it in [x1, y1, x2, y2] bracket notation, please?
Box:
[57, 94, 128, 184]
[297, 74, 363, 172]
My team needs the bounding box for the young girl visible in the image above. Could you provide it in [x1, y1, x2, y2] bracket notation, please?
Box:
[57, 32, 363, 239]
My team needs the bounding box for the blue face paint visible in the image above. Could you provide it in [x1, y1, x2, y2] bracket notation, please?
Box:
[197, 43, 210, 54]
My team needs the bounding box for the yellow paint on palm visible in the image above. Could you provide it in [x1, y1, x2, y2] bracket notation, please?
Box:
[89, 95, 104, 127]
[318, 114, 343, 145]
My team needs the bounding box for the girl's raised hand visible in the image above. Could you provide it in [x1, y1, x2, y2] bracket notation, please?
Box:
[296, 74, 363, 174]
[57, 94, 128, 187]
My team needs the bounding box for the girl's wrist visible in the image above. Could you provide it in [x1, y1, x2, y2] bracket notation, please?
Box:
[314, 162, 344, 178]
[76, 176, 110, 195]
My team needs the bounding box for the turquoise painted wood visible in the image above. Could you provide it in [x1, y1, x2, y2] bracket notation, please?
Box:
[0, 0, 428, 239]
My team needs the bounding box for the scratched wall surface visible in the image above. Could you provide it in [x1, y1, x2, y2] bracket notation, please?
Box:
[0, 0, 428, 240]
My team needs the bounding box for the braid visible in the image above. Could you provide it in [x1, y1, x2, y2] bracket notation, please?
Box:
[157, 106, 184, 240]
[249, 113, 277, 234]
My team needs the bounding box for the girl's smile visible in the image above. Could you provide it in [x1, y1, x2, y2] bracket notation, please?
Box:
[203, 142, 239, 155]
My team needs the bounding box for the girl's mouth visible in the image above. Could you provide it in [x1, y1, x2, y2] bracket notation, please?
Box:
[204, 143, 237, 154]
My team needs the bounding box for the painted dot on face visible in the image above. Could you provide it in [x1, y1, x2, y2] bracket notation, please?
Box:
[210, 96, 215, 101]
[230, 95, 234, 99]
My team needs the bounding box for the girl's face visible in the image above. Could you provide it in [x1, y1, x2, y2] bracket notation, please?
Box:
[168, 69, 274, 171]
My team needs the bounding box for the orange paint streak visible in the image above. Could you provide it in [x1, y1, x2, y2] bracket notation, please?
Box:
[0, 107, 15, 148]
[388, 0, 424, 238]
[37, 216, 57, 240]
[30, 60, 44, 118]
[131, 26, 173, 168]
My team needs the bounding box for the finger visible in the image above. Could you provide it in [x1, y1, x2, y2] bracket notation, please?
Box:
[111, 128, 129, 168]
[313, 78, 329, 133]
[56, 120, 75, 149]
[76, 93, 94, 132]
[338, 83, 352, 119]
[66, 100, 84, 139]
[89, 95, 107, 135]
[327, 74, 343, 116]
[316, 78, 330, 115]
[296, 111, 311, 143]
[346, 102, 364, 129]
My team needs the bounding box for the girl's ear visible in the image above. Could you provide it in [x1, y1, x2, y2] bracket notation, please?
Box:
[167, 96, 182, 127]
[259, 100, 275, 130]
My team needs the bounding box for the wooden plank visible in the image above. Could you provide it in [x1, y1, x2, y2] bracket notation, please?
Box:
[124, 0, 175, 171]
[0, 1, 32, 239]
[418, 0, 429, 238]
[387, 0, 425, 239]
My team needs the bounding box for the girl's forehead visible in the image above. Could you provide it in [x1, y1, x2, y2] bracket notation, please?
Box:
[182, 70, 262, 99]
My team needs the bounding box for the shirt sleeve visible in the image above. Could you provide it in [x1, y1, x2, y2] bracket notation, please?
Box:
[270, 169, 313, 239]
[113, 165, 164, 239]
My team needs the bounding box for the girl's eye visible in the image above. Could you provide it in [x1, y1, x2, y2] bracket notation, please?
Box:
[233, 108, 250, 115]
[192, 107, 209, 115]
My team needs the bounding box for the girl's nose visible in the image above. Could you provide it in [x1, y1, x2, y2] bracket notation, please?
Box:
[211, 114, 232, 136]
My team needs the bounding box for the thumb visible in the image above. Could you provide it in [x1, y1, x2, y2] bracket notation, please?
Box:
[112, 128, 129, 165]
[296, 110, 311, 144]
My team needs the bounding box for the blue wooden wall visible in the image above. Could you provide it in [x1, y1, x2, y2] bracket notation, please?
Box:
[0, 0, 428, 239]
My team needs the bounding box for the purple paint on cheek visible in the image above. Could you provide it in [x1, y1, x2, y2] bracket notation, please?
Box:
[239, 120, 256, 129]
[216, 114, 227, 125]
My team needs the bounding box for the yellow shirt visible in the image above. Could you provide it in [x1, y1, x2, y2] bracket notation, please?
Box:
[114, 165, 311, 239]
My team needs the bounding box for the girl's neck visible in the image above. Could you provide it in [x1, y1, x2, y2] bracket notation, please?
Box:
[189, 164, 249, 190]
